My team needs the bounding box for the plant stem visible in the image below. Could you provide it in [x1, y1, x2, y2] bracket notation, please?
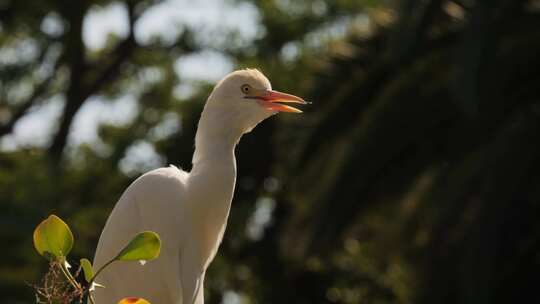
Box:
[59, 259, 80, 290]
[90, 257, 115, 285]
[88, 292, 97, 304]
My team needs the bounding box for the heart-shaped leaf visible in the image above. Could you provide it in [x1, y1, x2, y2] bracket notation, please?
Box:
[118, 297, 151, 304]
[80, 258, 94, 282]
[115, 231, 161, 262]
[33, 215, 74, 259]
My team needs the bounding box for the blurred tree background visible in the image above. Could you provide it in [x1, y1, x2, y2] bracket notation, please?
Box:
[1, 0, 540, 303]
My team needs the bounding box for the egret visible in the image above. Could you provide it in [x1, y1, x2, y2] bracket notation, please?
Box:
[92, 69, 306, 304]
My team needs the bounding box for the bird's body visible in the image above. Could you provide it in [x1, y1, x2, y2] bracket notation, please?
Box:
[92, 69, 306, 304]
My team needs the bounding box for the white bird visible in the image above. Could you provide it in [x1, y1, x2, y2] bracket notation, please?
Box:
[92, 69, 306, 304]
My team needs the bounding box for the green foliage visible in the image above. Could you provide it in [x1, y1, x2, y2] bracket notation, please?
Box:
[33, 215, 74, 259]
[114, 231, 161, 262]
[32, 215, 159, 303]
[79, 258, 94, 283]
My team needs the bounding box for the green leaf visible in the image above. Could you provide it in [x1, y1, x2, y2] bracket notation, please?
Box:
[115, 231, 161, 262]
[80, 258, 94, 282]
[33, 215, 74, 259]
[117, 297, 151, 304]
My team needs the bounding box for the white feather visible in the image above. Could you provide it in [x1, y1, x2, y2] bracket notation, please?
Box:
[92, 69, 275, 304]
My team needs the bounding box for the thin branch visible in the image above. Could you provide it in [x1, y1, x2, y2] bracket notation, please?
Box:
[48, 1, 140, 162]
[0, 40, 64, 137]
[1, 87, 42, 135]
[0, 73, 56, 136]
[83, 36, 136, 99]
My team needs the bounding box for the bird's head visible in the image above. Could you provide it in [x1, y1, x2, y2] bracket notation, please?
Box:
[203, 69, 307, 134]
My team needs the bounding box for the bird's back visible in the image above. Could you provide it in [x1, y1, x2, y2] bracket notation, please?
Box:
[92, 166, 191, 304]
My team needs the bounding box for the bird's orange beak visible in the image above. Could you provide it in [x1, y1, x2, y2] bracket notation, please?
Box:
[247, 89, 308, 113]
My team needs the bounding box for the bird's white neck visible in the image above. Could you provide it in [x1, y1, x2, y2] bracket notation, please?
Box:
[192, 106, 243, 165]
[187, 105, 243, 266]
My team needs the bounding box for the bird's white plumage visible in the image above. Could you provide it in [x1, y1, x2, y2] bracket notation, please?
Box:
[92, 69, 277, 304]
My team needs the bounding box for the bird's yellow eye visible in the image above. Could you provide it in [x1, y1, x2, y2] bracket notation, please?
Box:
[241, 84, 250, 94]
